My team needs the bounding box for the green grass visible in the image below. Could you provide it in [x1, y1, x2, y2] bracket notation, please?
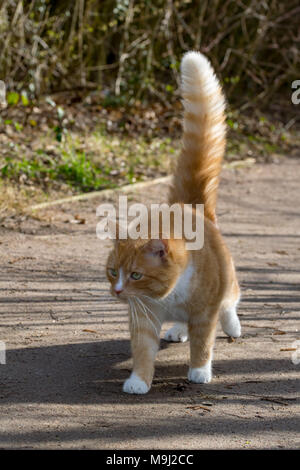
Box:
[1, 151, 115, 192]
[0, 128, 177, 195]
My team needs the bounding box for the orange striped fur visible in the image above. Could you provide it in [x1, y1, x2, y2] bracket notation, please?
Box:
[169, 52, 226, 224]
[106, 51, 241, 394]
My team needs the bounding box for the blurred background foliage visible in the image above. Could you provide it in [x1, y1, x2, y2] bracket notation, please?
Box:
[0, 0, 299, 214]
[0, 0, 299, 110]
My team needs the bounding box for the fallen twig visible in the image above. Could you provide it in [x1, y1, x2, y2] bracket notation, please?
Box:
[186, 405, 212, 412]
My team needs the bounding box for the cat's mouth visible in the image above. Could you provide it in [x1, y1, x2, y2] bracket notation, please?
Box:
[111, 288, 129, 303]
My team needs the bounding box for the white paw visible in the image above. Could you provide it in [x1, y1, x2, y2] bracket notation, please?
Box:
[164, 324, 188, 343]
[188, 363, 212, 384]
[122, 372, 150, 394]
[222, 314, 241, 338]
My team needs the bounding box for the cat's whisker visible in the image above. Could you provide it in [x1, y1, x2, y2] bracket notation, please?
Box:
[132, 300, 140, 336]
[135, 297, 160, 337]
[134, 297, 147, 346]
[130, 297, 140, 342]
[128, 298, 136, 334]
[143, 301, 161, 325]
[141, 294, 175, 318]
[128, 299, 136, 333]
[137, 297, 161, 326]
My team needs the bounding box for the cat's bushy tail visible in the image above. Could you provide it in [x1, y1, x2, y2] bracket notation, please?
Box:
[169, 51, 226, 224]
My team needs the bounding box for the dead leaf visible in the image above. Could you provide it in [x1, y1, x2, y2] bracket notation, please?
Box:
[186, 405, 211, 412]
[70, 214, 86, 224]
[82, 329, 97, 334]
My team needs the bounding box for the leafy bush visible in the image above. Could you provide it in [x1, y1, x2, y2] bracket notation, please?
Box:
[0, 0, 298, 110]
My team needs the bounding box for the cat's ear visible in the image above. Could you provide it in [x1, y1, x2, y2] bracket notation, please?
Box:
[143, 238, 169, 259]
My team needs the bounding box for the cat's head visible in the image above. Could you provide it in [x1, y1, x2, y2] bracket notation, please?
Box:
[106, 237, 187, 302]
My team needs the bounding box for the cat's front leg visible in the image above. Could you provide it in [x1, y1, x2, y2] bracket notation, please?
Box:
[123, 305, 161, 394]
[187, 312, 218, 384]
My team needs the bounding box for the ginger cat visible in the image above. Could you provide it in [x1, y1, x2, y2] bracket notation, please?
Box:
[106, 51, 241, 394]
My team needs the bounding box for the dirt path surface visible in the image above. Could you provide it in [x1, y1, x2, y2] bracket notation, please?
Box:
[0, 158, 299, 449]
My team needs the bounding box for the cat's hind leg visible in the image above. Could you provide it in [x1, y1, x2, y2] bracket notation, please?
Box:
[220, 300, 241, 338]
[164, 323, 188, 343]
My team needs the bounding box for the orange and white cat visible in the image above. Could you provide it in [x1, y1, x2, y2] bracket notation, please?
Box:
[106, 51, 241, 394]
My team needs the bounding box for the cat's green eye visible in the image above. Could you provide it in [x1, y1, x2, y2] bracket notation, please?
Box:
[130, 272, 143, 280]
[108, 268, 117, 278]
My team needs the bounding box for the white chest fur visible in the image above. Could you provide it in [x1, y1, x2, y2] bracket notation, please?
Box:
[160, 261, 194, 322]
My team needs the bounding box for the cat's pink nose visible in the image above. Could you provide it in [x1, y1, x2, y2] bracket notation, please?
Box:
[115, 288, 123, 295]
